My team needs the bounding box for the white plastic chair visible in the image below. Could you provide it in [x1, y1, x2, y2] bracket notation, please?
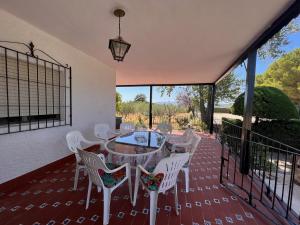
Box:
[170, 134, 201, 192]
[66, 130, 104, 190]
[94, 123, 119, 141]
[167, 128, 194, 143]
[154, 122, 172, 136]
[120, 122, 135, 135]
[78, 149, 132, 225]
[133, 153, 189, 225]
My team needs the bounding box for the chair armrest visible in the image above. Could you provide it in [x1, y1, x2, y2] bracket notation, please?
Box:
[111, 131, 120, 135]
[105, 163, 129, 173]
[96, 153, 106, 162]
[96, 136, 108, 141]
[171, 142, 191, 152]
[137, 164, 151, 176]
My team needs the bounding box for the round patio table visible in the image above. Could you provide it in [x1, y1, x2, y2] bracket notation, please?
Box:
[105, 131, 166, 167]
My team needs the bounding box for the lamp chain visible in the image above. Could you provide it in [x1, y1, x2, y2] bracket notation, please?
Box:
[119, 16, 121, 37]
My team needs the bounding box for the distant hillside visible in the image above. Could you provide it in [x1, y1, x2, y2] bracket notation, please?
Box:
[153, 101, 176, 105]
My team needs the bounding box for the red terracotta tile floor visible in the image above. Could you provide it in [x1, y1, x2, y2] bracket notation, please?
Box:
[0, 133, 273, 225]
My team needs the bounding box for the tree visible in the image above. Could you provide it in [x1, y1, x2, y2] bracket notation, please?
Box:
[257, 20, 299, 59]
[232, 86, 299, 123]
[120, 102, 134, 119]
[134, 94, 147, 102]
[256, 48, 300, 106]
[176, 91, 196, 117]
[159, 73, 241, 126]
[116, 92, 122, 113]
[152, 104, 165, 118]
[134, 101, 149, 116]
[163, 104, 178, 124]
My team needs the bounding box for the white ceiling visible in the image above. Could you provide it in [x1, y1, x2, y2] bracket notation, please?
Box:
[0, 0, 294, 85]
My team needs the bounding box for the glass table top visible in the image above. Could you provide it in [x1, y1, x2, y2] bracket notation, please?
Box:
[106, 131, 165, 156]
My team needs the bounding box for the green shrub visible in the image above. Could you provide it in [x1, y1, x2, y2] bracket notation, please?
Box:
[222, 118, 242, 126]
[253, 120, 300, 149]
[215, 107, 231, 113]
[175, 117, 189, 129]
[221, 118, 242, 137]
[192, 119, 207, 131]
[221, 118, 300, 150]
[135, 115, 147, 129]
[232, 87, 299, 121]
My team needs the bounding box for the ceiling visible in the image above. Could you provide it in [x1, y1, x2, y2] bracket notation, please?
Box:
[0, 0, 294, 85]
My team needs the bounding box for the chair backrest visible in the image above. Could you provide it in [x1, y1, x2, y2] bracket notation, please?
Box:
[120, 122, 135, 134]
[77, 149, 107, 187]
[94, 123, 111, 140]
[153, 152, 189, 193]
[182, 128, 194, 142]
[66, 130, 86, 162]
[186, 134, 201, 164]
[156, 122, 172, 135]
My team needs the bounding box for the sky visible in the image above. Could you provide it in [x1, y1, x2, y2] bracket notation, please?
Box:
[117, 86, 180, 103]
[117, 17, 300, 104]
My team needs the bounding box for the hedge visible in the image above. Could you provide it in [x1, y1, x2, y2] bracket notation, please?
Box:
[232, 87, 299, 120]
[222, 118, 300, 150]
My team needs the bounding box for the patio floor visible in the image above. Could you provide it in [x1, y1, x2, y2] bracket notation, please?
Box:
[0, 133, 272, 225]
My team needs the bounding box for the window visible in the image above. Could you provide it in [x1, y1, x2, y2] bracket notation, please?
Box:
[0, 46, 72, 134]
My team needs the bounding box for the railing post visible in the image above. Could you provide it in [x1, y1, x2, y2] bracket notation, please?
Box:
[240, 50, 257, 174]
[209, 84, 216, 134]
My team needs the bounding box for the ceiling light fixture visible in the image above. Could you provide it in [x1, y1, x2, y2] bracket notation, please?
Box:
[109, 9, 131, 62]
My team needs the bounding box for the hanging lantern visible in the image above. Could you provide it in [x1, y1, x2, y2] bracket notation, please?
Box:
[109, 9, 131, 62]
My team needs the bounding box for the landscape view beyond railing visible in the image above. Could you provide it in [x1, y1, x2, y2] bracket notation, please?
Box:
[116, 15, 300, 151]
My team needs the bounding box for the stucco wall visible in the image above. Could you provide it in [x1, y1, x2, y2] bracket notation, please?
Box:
[0, 9, 116, 183]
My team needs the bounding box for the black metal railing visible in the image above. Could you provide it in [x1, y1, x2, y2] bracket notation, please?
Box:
[0, 45, 72, 134]
[217, 119, 300, 225]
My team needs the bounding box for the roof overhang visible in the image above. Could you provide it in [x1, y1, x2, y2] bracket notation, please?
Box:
[0, 0, 296, 85]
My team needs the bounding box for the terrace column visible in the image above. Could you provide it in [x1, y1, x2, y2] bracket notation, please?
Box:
[149, 85, 153, 129]
[209, 84, 216, 134]
[240, 50, 257, 174]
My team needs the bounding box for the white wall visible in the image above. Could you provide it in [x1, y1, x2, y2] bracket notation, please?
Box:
[0, 9, 116, 183]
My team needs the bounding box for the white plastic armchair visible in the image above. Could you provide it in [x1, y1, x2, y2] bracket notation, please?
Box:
[167, 128, 194, 144]
[120, 122, 135, 135]
[133, 153, 189, 225]
[170, 134, 201, 192]
[78, 149, 132, 225]
[94, 123, 119, 141]
[154, 122, 172, 136]
[66, 130, 104, 190]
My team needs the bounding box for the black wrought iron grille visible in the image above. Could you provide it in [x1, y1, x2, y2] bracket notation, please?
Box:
[216, 119, 300, 225]
[0, 45, 72, 134]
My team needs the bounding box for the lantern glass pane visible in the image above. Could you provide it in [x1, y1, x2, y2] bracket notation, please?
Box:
[109, 38, 130, 61]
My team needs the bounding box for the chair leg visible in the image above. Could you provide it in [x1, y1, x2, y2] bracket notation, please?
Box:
[127, 166, 133, 204]
[73, 165, 80, 190]
[107, 153, 112, 163]
[183, 167, 189, 193]
[103, 188, 111, 225]
[174, 183, 179, 215]
[86, 179, 92, 210]
[143, 154, 153, 168]
[149, 191, 158, 225]
[133, 169, 141, 206]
